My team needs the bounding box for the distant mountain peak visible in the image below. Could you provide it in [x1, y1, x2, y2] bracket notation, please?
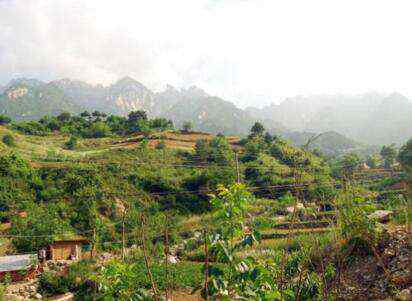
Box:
[183, 85, 209, 98]
[114, 76, 141, 86]
[385, 92, 409, 102]
[1, 76, 411, 145]
[5, 78, 44, 89]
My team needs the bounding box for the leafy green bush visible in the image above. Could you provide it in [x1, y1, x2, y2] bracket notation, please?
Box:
[1, 273, 12, 285]
[64, 136, 78, 150]
[181, 121, 193, 133]
[0, 115, 11, 125]
[338, 198, 380, 255]
[13, 120, 49, 135]
[2, 134, 15, 146]
[155, 140, 166, 150]
[398, 138, 412, 172]
[38, 271, 72, 296]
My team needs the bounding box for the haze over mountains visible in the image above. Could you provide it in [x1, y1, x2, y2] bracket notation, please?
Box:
[0, 77, 411, 149]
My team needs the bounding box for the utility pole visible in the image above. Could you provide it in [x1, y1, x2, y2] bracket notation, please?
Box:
[140, 213, 159, 300]
[235, 151, 241, 184]
[164, 213, 170, 301]
[91, 227, 96, 258]
[203, 228, 209, 300]
[121, 208, 126, 260]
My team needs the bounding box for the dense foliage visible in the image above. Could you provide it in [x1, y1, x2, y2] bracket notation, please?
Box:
[10, 110, 174, 138]
[0, 112, 409, 300]
[398, 138, 412, 172]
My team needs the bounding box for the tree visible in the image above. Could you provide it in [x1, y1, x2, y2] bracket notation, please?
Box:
[339, 153, 361, 177]
[66, 167, 103, 253]
[366, 155, 379, 169]
[57, 112, 72, 123]
[398, 138, 412, 172]
[182, 121, 193, 133]
[46, 118, 61, 131]
[204, 184, 265, 299]
[0, 115, 11, 125]
[208, 136, 234, 164]
[195, 139, 209, 162]
[2, 134, 15, 146]
[243, 136, 266, 162]
[87, 122, 111, 138]
[150, 118, 173, 131]
[92, 110, 106, 122]
[106, 115, 127, 135]
[380, 144, 397, 168]
[64, 136, 78, 150]
[80, 111, 91, 119]
[250, 122, 265, 137]
[155, 140, 166, 150]
[128, 110, 147, 122]
[264, 132, 274, 144]
[127, 111, 149, 134]
[10, 201, 74, 252]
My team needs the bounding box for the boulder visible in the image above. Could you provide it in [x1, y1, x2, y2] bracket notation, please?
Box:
[51, 293, 75, 301]
[286, 203, 304, 214]
[306, 202, 317, 208]
[4, 294, 25, 301]
[396, 287, 412, 301]
[368, 210, 393, 223]
[167, 255, 179, 264]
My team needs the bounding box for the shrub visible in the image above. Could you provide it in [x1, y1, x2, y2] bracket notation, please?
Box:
[0, 115, 11, 125]
[2, 134, 15, 146]
[155, 140, 166, 150]
[181, 121, 193, 133]
[338, 198, 380, 255]
[64, 136, 78, 150]
[1, 273, 12, 285]
[398, 138, 412, 172]
[86, 121, 111, 138]
[38, 271, 72, 296]
[0, 284, 5, 299]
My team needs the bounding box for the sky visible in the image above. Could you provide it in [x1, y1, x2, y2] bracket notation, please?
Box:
[0, 0, 411, 108]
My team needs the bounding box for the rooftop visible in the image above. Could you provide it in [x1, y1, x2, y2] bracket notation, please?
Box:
[0, 254, 36, 272]
[52, 235, 89, 244]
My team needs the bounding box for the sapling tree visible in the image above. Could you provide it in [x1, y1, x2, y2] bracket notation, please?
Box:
[380, 144, 397, 168]
[182, 121, 193, 133]
[203, 183, 282, 299]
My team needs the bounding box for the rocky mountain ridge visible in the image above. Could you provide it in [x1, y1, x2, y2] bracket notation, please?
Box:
[1, 77, 411, 146]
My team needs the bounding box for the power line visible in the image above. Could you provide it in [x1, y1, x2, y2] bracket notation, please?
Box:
[34, 177, 393, 202]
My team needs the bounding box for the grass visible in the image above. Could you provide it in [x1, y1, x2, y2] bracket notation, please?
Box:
[260, 226, 333, 239]
[0, 126, 242, 164]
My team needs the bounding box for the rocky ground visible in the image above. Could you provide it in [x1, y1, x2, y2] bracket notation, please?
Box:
[338, 225, 411, 300]
[3, 261, 72, 300]
[3, 280, 42, 300]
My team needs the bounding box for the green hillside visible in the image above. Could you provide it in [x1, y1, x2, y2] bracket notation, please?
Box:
[0, 113, 409, 300]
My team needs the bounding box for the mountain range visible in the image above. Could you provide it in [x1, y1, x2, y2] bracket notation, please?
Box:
[1, 77, 411, 149]
[246, 92, 412, 145]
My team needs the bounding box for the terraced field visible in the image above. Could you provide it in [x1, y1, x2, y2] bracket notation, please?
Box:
[0, 125, 240, 163]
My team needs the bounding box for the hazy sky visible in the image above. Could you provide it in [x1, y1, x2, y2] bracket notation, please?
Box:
[1, 0, 411, 107]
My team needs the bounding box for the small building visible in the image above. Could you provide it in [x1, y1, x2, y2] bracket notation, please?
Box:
[0, 254, 38, 282]
[48, 236, 90, 261]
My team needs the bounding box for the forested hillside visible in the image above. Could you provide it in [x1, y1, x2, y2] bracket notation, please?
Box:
[0, 111, 410, 300]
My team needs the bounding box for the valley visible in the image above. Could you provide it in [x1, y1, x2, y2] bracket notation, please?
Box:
[0, 111, 410, 300]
